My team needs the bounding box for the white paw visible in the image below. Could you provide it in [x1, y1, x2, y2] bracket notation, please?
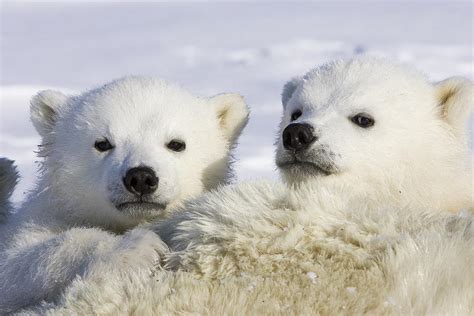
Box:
[114, 228, 169, 269]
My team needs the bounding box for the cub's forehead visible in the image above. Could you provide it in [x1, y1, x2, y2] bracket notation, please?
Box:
[291, 58, 432, 112]
[69, 77, 215, 128]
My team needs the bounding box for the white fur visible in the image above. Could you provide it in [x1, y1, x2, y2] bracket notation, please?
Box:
[11, 58, 474, 314]
[0, 77, 249, 313]
[0, 159, 18, 223]
[277, 57, 472, 212]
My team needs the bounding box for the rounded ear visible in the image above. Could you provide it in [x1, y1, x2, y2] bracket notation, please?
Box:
[281, 77, 303, 109]
[210, 93, 250, 145]
[435, 77, 473, 140]
[30, 90, 68, 137]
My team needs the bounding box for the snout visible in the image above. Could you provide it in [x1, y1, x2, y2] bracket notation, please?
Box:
[282, 123, 316, 152]
[123, 166, 159, 196]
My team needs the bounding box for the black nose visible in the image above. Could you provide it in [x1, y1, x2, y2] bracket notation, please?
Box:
[123, 167, 158, 196]
[282, 123, 316, 152]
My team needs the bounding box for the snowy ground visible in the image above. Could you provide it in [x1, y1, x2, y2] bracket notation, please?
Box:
[1, 1, 472, 203]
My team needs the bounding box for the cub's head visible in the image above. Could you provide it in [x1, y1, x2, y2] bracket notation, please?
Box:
[31, 77, 249, 229]
[276, 58, 472, 211]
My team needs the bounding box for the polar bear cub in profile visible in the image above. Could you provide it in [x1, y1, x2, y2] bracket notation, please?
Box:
[154, 57, 473, 313]
[277, 58, 472, 212]
[0, 76, 249, 313]
[161, 58, 472, 259]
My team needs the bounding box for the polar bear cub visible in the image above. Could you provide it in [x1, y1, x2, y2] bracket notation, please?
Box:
[161, 58, 473, 256]
[0, 76, 249, 313]
[276, 58, 472, 212]
[154, 57, 473, 313]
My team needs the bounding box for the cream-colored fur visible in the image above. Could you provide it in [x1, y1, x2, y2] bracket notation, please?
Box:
[35, 182, 473, 315]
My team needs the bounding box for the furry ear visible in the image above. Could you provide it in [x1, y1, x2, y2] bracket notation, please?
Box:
[435, 77, 473, 140]
[30, 90, 68, 137]
[281, 77, 303, 108]
[210, 93, 250, 145]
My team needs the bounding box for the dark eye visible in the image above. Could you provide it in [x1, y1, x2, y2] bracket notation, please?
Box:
[291, 110, 302, 121]
[167, 140, 186, 152]
[94, 138, 114, 152]
[351, 113, 375, 128]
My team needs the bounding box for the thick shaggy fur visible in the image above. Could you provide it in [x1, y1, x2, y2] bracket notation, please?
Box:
[11, 58, 474, 314]
[0, 77, 249, 313]
[37, 183, 473, 315]
[0, 159, 18, 223]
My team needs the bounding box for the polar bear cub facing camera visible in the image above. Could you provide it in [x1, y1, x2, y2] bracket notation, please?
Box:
[0, 77, 249, 313]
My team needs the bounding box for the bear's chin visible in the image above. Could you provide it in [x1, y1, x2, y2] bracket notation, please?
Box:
[115, 201, 167, 218]
[277, 160, 335, 177]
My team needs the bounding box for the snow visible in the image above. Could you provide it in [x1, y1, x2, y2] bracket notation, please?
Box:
[0, 1, 472, 203]
[306, 271, 318, 284]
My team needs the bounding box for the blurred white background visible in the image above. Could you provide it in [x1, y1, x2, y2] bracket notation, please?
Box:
[0, 0, 472, 203]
